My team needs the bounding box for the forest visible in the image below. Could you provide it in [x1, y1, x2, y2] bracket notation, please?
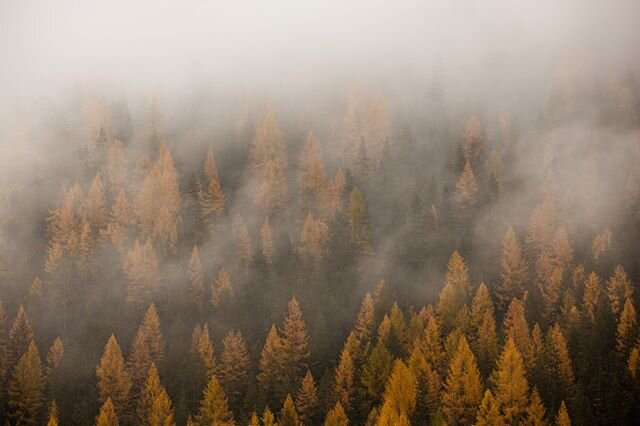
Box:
[2, 1, 640, 425]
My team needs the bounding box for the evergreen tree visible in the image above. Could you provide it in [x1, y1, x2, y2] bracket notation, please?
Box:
[381, 360, 416, 418]
[525, 388, 547, 426]
[333, 347, 355, 414]
[193, 324, 216, 379]
[503, 298, 533, 367]
[280, 297, 310, 395]
[360, 341, 393, 407]
[470, 283, 498, 376]
[258, 325, 285, 404]
[6, 306, 34, 373]
[354, 293, 375, 344]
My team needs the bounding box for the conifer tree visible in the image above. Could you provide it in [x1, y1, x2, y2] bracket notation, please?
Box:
[503, 298, 533, 366]
[122, 239, 158, 308]
[298, 213, 329, 266]
[347, 188, 373, 254]
[437, 251, 471, 329]
[261, 407, 277, 426]
[616, 297, 637, 356]
[381, 360, 417, 418]
[260, 217, 275, 264]
[462, 115, 484, 166]
[333, 347, 355, 414]
[46, 400, 59, 426]
[544, 324, 574, 403]
[8, 341, 44, 426]
[212, 268, 234, 308]
[498, 226, 528, 311]
[127, 329, 152, 401]
[298, 132, 327, 214]
[525, 388, 547, 426]
[140, 303, 165, 364]
[200, 177, 226, 229]
[324, 402, 348, 426]
[555, 401, 571, 426]
[204, 146, 219, 183]
[6, 306, 34, 373]
[361, 340, 393, 407]
[85, 173, 108, 230]
[454, 160, 479, 217]
[607, 265, 633, 315]
[420, 315, 445, 375]
[296, 370, 318, 424]
[475, 389, 503, 426]
[582, 272, 601, 324]
[188, 246, 206, 311]
[354, 293, 375, 344]
[279, 394, 299, 426]
[441, 336, 483, 426]
[491, 337, 529, 423]
[95, 397, 119, 426]
[137, 363, 174, 426]
[549, 227, 573, 272]
[196, 375, 234, 426]
[280, 297, 310, 394]
[232, 215, 253, 266]
[96, 335, 132, 419]
[193, 324, 216, 379]
[45, 337, 64, 381]
[218, 330, 251, 411]
[248, 412, 259, 426]
[470, 283, 498, 376]
[526, 194, 556, 256]
[258, 325, 285, 403]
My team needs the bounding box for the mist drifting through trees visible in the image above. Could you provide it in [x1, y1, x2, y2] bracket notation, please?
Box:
[1, 0, 640, 425]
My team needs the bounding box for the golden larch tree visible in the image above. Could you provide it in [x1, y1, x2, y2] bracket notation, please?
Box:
[187, 246, 206, 311]
[96, 335, 132, 419]
[607, 265, 633, 315]
[491, 337, 529, 423]
[217, 330, 251, 410]
[437, 251, 471, 329]
[295, 370, 318, 424]
[195, 375, 234, 426]
[8, 341, 44, 426]
[497, 226, 528, 311]
[475, 389, 504, 426]
[95, 397, 119, 426]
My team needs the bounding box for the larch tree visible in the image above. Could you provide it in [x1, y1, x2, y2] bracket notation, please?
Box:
[8, 341, 44, 426]
[437, 251, 471, 329]
[544, 324, 575, 404]
[353, 293, 375, 345]
[454, 160, 479, 218]
[257, 325, 285, 403]
[462, 115, 484, 167]
[140, 303, 165, 365]
[295, 370, 319, 424]
[607, 265, 633, 316]
[212, 268, 234, 309]
[381, 360, 417, 419]
[535, 252, 564, 326]
[491, 338, 529, 423]
[441, 336, 483, 426]
[232, 215, 253, 266]
[525, 388, 547, 426]
[187, 246, 206, 312]
[261, 407, 277, 426]
[497, 226, 528, 311]
[199, 176, 226, 230]
[297, 213, 329, 267]
[96, 335, 132, 420]
[6, 306, 34, 374]
[137, 363, 174, 426]
[195, 375, 234, 426]
[122, 239, 158, 309]
[549, 227, 574, 272]
[347, 188, 373, 254]
[45, 337, 64, 382]
[193, 324, 216, 379]
[95, 397, 119, 426]
[260, 216, 275, 264]
[85, 173, 108, 231]
[333, 347, 355, 414]
[279, 394, 299, 426]
[298, 131, 327, 215]
[555, 401, 571, 426]
[280, 297, 310, 394]
[127, 329, 152, 401]
[46, 400, 59, 426]
[582, 272, 601, 324]
[525, 194, 556, 257]
[420, 315, 445, 375]
[616, 298, 637, 356]
[203, 146, 219, 183]
[361, 340, 393, 407]
[469, 283, 498, 376]
[362, 96, 390, 165]
[503, 298, 533, 367]
[324, 402, 348, 426]
[217, 330, 251, 411]
[475, 389, 503, 426]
